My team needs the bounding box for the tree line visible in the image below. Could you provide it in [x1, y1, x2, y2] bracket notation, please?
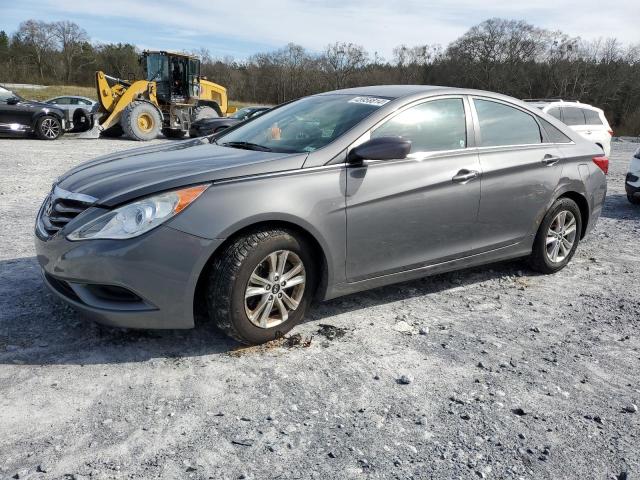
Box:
[1, 18, 639, 134]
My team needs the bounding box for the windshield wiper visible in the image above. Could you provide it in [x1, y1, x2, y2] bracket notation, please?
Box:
[221, 141, 272, 152]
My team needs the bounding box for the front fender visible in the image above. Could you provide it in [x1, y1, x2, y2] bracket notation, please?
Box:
[167, 165, 348, 288]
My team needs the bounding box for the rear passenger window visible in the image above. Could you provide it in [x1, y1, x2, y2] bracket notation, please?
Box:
[547, 108, 562, 121]
[539, 118, 572, 143]
[562, 107, 586, 126]
[474, 99, 541, 147]
[583, 109, 603, 125]
[372, 98, 466, 153]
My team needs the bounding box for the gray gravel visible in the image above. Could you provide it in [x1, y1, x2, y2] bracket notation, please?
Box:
[1, 137, 639, 479]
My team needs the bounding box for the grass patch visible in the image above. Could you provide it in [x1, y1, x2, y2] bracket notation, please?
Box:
[12, 85, 97, 101]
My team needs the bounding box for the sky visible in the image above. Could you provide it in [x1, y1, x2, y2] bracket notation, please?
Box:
[2, 0, 638, 59]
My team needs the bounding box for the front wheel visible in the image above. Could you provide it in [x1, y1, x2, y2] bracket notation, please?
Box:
[528, 198, 582, 274]
[121, 101, 161, 141]
[207, 228, 316, 345]
[36, 115, 63, 140]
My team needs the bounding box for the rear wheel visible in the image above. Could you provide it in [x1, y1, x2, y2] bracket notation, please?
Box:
[528, 198, 582, 274]
[207, 228, 316, 345]
[628, 193, 640, 205]
[101, 124, 124, 138]
[121, 101, 161, 141]
[35, 115, 63, 140]
[194, 105, 220, 121]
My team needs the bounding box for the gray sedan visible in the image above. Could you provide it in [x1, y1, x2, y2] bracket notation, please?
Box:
[34, 86, 607, 344]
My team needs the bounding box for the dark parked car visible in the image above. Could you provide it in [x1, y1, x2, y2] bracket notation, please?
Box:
[189, 106, 270, 137]
[35, 86, 607, 345]
[0, 85, 72, 140]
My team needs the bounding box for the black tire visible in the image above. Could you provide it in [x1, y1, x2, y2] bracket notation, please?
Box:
[71, 109, 90, 132]
[121, 101, 161, 141]
[528, 197, 582, 274]
[162, 128, 186, 139]
[101, 124, 124, 138]
[194, 105, 220, 120]
[627, 194, 640, 205]
[35, 115, 63, 140]
[207, 228, 317, 345]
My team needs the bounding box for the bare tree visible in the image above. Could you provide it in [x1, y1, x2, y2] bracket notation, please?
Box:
[320, 42, 368, 89]
[51, 20, 90, 83]
[15, 20, 53, 80]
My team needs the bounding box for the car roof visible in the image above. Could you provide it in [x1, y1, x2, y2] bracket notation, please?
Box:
[318, 85, 449, 99]
[524, 99, 602, 112]
[48, 95, 95, 101]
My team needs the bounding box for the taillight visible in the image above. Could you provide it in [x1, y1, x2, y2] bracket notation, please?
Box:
[593, 156, 609, 175]
[608, 129, 614, 137]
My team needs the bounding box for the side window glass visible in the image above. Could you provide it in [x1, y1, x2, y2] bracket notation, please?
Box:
[583, 109, 603, 125]
[547, 107, 562, 120]
[371, 98, 466, 153]
[539, 118, 572, 143]
[474, 99, 541, 147]
[562, 107, 586, 126]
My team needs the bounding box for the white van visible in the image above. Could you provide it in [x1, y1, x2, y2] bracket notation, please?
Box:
[525, 100, 613, 157]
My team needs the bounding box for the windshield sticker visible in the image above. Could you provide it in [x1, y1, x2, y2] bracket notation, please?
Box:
[348, 96, 390, 107]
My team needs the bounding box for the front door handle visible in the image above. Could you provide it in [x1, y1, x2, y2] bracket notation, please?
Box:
[452, 169, 480, 183]
[542, 154, 560, 166]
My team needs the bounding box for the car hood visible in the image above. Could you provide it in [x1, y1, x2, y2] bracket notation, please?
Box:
[56, 138, 308, 206]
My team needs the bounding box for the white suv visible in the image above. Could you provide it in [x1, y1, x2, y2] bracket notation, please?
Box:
[525, 100, 613, 156]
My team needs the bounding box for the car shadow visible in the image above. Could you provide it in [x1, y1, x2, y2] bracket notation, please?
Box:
[0, 255, 531, 366]
[601, 193, 640, 220]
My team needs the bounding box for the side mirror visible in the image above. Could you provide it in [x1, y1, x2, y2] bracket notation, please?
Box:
[6, 97, 19, 105]
[347, 136, 411, 164]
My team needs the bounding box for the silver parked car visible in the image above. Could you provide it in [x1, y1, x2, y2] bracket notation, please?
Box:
[35, 86, 608, 344]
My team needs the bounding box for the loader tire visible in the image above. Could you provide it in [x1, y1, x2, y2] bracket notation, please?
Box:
[101, 124, 124, 138]
[122, 101, 161, 141]
[193, 105, 219, 121]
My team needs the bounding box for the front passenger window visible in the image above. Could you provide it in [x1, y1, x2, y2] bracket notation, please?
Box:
[371, 98, 466, 153]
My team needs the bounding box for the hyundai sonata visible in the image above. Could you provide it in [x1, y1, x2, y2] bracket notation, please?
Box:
[35, 86, 607, 344]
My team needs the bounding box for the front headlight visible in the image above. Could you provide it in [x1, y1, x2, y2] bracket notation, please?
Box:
[67, 184, 209, 241]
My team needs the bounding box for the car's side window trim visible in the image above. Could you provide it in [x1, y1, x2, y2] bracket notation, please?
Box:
[470, 95, 550, 149]
[346, 95, 472, 163]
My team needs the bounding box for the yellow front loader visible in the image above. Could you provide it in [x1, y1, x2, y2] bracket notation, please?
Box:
[96, 51, 235, 140]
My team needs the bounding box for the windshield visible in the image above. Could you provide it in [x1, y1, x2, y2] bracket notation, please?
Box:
[0, 86, 19, 101]
[218, 94, 390, 153]
[146, 54, 169, 82]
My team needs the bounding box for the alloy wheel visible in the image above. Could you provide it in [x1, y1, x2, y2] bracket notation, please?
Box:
[545, 210, 577, 263]
[244, 250, 306, 329]
[41, 118, 60, 139]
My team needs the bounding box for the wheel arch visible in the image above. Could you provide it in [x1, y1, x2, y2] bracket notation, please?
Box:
[556, 190, 590, 239]
[192, 219, 330, 324]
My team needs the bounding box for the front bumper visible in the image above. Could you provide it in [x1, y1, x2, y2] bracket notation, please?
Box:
[35, 225, 222, 329]
[626, 172, 640, 199]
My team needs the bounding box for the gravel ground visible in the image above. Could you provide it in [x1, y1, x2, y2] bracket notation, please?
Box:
[0, 137, 639, 480]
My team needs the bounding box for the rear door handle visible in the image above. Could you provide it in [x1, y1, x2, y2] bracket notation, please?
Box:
[542, 154, 560, 166]
[452, 169, 480, 183]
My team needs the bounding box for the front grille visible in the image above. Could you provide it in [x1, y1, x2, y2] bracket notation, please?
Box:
[38, 185, 97, 238]
[627, 173, 639, 184]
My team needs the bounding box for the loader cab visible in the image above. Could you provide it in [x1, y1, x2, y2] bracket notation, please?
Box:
[143, 51, 200, 104]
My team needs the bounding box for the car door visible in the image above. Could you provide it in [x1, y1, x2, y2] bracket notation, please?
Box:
[345, 96, 481, 281]
[0, 91, 31, 131]
[582, 108, 608, 153]
[471, 97, 563, 250]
